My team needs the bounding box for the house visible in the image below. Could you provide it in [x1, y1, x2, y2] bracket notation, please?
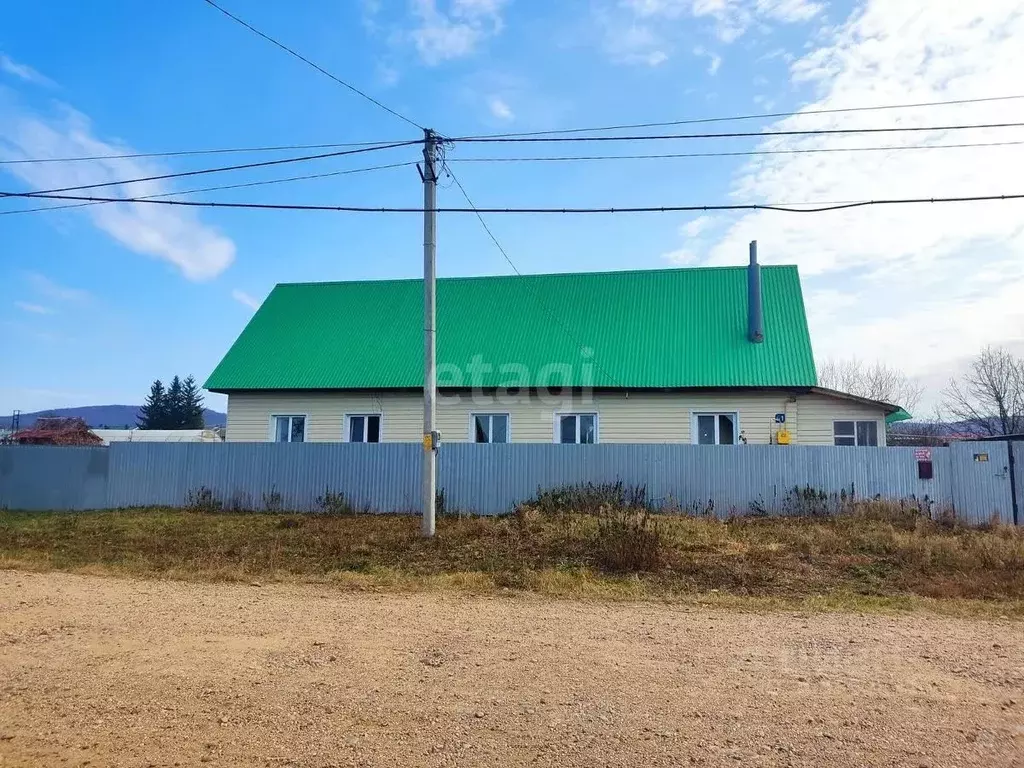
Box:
[205, 249, 902, 446]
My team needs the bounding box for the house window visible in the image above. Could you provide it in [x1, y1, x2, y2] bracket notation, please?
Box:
[557, 413, 597, 444]
[834, 420, 878, 447]
[272, 415, 305, 443]
[472, 413, 509, 443]
[693, 413, 738, 445]
[347, 414, 382, 443]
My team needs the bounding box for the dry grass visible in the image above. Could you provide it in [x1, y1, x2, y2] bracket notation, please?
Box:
[2, 500, 1023, 615]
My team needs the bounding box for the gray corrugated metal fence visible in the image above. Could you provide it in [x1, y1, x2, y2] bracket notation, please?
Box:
[1013, 442, 1024, 526]
[949, 441, 1014, 526]
[0, 446, 109, 511]
[437, 443, 961, 517]
[104, 443, 422, 512]
[0, 442, 1016, 523]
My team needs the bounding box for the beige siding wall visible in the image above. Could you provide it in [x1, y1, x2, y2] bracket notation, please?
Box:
[226, 390, 887, 446]
[794, 393, 888, 447]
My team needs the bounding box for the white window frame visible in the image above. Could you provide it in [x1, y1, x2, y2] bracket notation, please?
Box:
[344, 413, 383, 443]
[833, 419, 880, 447]
[553, 412, 599, 444]
[269, 414, 308, 443]
[469, 412, 511, 444]
[690, 411, 740, 445]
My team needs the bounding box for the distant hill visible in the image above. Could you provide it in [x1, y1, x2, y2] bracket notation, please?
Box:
[1, 405, 226, 430]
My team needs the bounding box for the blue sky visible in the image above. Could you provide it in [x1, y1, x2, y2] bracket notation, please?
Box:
[2, 0, 1023, 415]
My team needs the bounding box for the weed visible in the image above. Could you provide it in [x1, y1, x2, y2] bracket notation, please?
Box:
[491, 568, 531, 590]
[226, 490, 252, 514]
[687, 498, 716, 517]
[262, 486, 283, 514]
[593, 505, 662, 572]
[185, 486, 222, 514]
[315, 488, 356, 516]
[55, 513, 80, 532]
[782, 485, 845, 517]
[524, 481, 649, 516]
[1, 503, 1022, 604]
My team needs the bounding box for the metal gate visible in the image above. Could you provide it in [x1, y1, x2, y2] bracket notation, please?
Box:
[949, 441, 1014, 524]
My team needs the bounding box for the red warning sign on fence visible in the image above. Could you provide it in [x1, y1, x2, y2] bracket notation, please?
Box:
[914, 448, 932, 461]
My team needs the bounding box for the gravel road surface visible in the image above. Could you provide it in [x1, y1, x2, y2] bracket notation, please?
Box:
[1, 571, 1022, 767]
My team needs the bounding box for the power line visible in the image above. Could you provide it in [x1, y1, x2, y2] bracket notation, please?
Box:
[8, 96, 1020, 166]
[445, 167, 628, 388]
[0, 140, 421, 198]
[4, 190, 1023, 214]
[447, 139, 1024, 164]
[449, 122, 1024, 144]
[1, 161, 417, 216]
[460, 94, 1024, 139]
[0, 139, 410, 166]
[203, 0, 423, 131]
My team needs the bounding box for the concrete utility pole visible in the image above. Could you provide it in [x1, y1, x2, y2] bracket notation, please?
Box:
[421, 128, 438, 537]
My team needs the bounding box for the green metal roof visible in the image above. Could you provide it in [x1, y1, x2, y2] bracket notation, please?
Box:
[205, 266, 818, 391]
[885, 408, 913, 424]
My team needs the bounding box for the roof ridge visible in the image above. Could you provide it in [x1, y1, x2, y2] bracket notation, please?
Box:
[275, 264, 798, 289]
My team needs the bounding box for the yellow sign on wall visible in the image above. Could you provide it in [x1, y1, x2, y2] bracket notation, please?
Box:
[775, 428, 791, 445]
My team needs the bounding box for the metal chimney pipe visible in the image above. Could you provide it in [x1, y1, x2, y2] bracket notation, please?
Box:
[748, 240, 764, 343]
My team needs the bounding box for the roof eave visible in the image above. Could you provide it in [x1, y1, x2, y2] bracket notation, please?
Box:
[807, 386, 905, 416]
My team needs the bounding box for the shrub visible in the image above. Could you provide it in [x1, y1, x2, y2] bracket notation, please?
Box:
[593, 505, 662, 572]
[524, 481, 649, 516]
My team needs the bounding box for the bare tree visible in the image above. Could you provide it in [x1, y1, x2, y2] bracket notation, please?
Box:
[942, 346, 1024, 436]
[817, 357, 924, 413]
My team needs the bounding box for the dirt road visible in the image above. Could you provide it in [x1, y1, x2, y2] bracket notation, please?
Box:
[1, 572, 1022, 767]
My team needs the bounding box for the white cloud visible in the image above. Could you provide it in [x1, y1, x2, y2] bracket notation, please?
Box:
[0, 103, 235, 282]
[681, 215, 717, 237]
[619, 0, 821, 44]
[686, 1, 1024, 407]
[662, 247, 702, 265]
[597, 10, 671, 66]
[693, 46, 722, 75]
[410, 0, 507, 64]
[488, 96, 514, 120]
[24, 272, 91, 303]
[231, 289, 261, 310]
[0, 53, 54, 87]
[14, 301, 53, 315]
[376, 63, 400, 87]
[755, 0, 822, 23]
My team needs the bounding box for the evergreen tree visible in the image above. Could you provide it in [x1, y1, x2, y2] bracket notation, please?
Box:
[180, 375, 206, 429]
[137, 380, 167, 429]
[166, 376, 185, 429]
